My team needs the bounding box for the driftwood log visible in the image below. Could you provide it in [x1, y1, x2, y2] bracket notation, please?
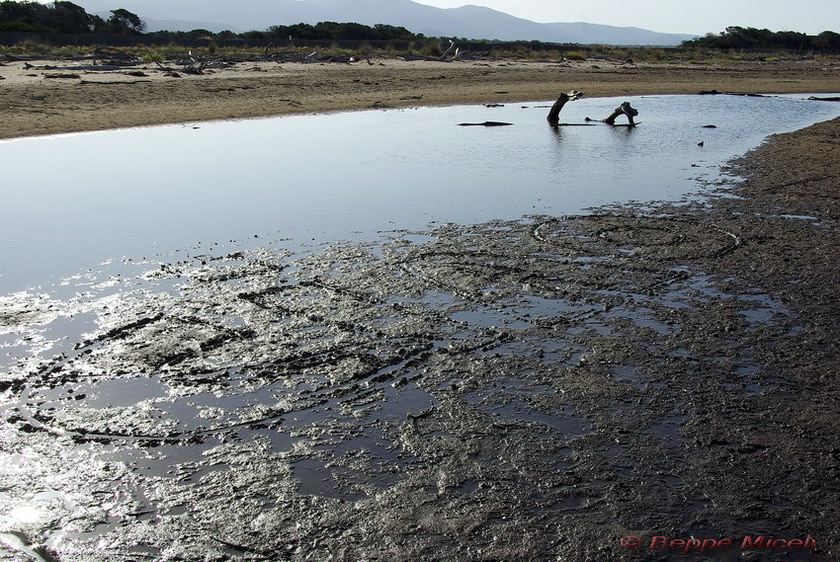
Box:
[546, 90, 584, 124]
[584, 102, 640, 126]
[458, 121, 513, 127]
[440, 40, 462, 61]
[603, 102, 639, 125]
[547, 92, 640, 127]
[461, 92, 640, 129]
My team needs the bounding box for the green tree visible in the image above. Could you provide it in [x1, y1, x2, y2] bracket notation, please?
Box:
[682, 25, 832, 51]
[373, 24, 415, 41]
[108, 7, 145, 34]
[0, 0, 52, 32]
[814, 30, 840, 51]
[51, 1, 95, 33]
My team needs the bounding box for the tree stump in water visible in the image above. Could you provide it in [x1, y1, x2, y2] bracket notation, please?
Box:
[546, 92, 639, 127]
[603, 102, 639, 126]
[546, 90, 584, 125]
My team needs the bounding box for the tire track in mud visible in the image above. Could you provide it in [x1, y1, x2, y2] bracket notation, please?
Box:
[8, 255, 522, 443]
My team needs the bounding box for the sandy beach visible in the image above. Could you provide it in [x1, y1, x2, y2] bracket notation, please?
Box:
[1, 56, 839, 139]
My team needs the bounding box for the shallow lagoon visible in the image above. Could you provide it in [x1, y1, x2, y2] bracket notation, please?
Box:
[2, 94, 840, 560]
[1, 93, 840, 293]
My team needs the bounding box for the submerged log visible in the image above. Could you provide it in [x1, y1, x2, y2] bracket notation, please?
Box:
[546, 90, 584, 124]
[549, 93, 640, 127]
[604, 102, 639, 126]
[458, 121, 513, 127]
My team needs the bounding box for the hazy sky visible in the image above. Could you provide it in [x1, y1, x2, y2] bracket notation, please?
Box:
[412, 0, 839, 35]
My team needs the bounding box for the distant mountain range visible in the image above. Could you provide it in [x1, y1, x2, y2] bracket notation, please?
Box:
[74, 0, 697, 46]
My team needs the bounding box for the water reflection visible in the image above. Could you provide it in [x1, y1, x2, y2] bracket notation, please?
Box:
[0, 94, 838, 293]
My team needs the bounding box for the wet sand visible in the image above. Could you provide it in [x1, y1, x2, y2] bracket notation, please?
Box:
[1, 56, 839, 139]
[0, 55, 839, 561]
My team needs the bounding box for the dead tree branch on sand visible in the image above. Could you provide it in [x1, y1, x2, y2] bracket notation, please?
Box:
[440, 40, 457, 60]
[439, 40, 464, 61]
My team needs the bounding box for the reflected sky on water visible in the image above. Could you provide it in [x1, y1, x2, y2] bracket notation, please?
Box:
[1, 94, 839, 292]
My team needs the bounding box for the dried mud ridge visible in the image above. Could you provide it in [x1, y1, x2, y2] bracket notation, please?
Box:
[2, 120, 840, 561]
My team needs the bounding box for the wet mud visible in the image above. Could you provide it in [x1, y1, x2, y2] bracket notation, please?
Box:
[2, 118, 840, 560]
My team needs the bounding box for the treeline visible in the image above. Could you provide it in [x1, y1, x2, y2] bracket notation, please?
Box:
[0, 0, 427, 43]
[2, 1, 839, 53]
[683, 26, 840, 51]
[244, 22, 422, 42]
[0, 1, 144, 34]
[135, 22, 428, 49]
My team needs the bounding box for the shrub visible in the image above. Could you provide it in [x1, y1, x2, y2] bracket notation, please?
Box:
[141, 49, 165, 63]
[16, 39, 49, 54]
[563, 51, 587, 61]
[420, 42, 442, 58]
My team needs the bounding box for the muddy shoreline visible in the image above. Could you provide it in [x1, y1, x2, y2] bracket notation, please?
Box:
[1, 58, 839, 561]
[1, 56, 840, 139]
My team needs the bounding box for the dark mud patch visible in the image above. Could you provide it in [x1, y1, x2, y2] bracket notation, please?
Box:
[2, 119, 840, 561]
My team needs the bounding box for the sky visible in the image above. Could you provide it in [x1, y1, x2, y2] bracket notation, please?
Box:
[412, 0, 839, 35]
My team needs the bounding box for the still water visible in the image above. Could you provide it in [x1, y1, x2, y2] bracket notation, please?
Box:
[1, 94, 839, 293]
